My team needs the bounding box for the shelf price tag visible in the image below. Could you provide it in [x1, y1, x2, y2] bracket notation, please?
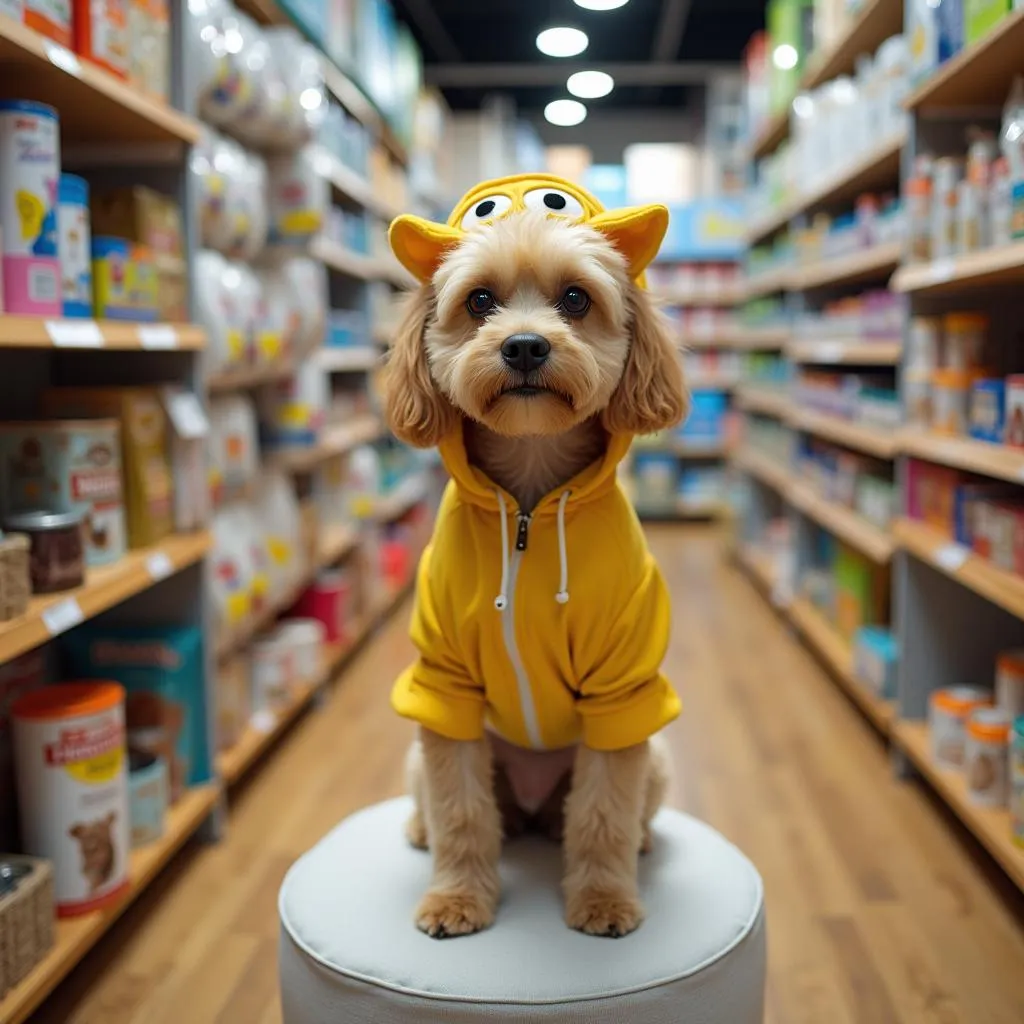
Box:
[42, 598, 84, 637]
[929, 258, 955, 284]
[46, 320, 103, 348]
[251, 710, 277, 735]
[138, 325, 178, 349]
[935, 543, 969, 572]
[146, 551, 174, 581]
[43, 41, 82, 78]
[814, 341, 844, 363]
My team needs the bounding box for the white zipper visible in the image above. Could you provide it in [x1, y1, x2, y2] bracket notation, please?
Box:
[500, 546, 545, 750]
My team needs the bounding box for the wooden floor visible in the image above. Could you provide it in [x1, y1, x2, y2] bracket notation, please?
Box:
[35, 526, 1024, 1023]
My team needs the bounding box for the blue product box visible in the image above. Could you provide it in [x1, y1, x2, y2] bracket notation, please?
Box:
[969, 378, 1006, 443]
[938, 0, 964, 63]
[61, 624, 211, 799]
[328, 308, 368, 347]
[854, 627, 899, 698]
[678, 390, 727, 441]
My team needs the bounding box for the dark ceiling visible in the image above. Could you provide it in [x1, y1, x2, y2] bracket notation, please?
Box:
[391, 0, 765, 112]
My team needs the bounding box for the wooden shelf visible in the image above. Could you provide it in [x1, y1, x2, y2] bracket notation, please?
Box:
[313, 148, 401, 221]
[788, 407, 898, 458]
[0, 532, 210, 665]
[750, 108, 789, 161]
[787, 337, 902, 365]
[734, 327, 789, 350]
[733, 446, 792, 493]
[790, 241, 902, 291]
[893, 517, 1024, 623]
[207, 361, 294, 392]
[0, 14, 199, 144]
[791, 133, 904, 218]
[317, 347, 379, 373]
[904, 8, 1024, 112]
[0, 317, 204, 351]
[800, 0, 905, 91]
[788, 597, 896, 732]
[318, 522, 360, 566]
[894, 719, 1024, 893]
[687, 375, 738, 391]
[743, 265, 793, 301]
[310, 238, 384, 281]
[788, 480, 895, 562]
[0, 783, 219, 1024]
[736, 385, 790, 419]
[268, 415, 384, 473]
[737, 544, 783, 602]
[900, 430, 1024, 484]
[891, 242, 1024, 295]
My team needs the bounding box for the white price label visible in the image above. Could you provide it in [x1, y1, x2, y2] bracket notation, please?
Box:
[163, 390, 210, 439]
[250, 710, 277, 735]
[935, 543, 969, 572]
[146, 551, 173, 581]
[815, 342, 844, 363]
[46, 320, 103, 348]
[42, 598, 84, 637]
[44, 41, 81, 77]
[138, 325, 178, 350]
[929, 258, 955, 284]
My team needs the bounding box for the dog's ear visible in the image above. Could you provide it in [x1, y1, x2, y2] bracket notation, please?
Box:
[381, 285, 458, 448]
[602, 283, 688, 436]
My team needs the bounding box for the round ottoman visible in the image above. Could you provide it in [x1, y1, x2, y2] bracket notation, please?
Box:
[279, 798, 766, 1024]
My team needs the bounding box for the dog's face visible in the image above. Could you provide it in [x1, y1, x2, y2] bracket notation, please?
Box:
[383, 212, 687, 446]
[69, 811, 117, 888]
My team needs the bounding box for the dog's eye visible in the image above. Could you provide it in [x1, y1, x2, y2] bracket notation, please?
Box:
[466, 288, 497, 317]
[460, 194, 512, 230]
[559, 286, 591, 317]
[524, 188, 585, 220]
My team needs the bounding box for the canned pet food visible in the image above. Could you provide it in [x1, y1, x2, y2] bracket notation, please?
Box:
[3, 510, 85, 593]
[931, 369, 970, 435]
[1012, 717, 1024, 846]
[964, 707, 1011, 808]
[127, 747, 166, 847]
[929, 686, 992, 769]
[0, 100, 61, 316]
[11, 682, 130, 916]
[276, 618, 324, 684]
[58, 174, 93, 318]
[0, 419, 126, 566]
[252, 633, 294, 714]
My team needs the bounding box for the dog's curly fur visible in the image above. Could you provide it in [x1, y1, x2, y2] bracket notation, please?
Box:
[382, 211, 686, 939]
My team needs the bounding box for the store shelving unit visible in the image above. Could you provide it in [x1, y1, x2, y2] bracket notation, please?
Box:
[737, 1, 1024, 895]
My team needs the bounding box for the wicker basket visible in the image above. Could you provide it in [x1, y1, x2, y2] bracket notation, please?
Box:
[0, 856, 54, 996]
[0, 534, 30, 621]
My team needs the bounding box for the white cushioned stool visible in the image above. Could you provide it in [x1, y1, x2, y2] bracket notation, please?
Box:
[279, 797, 766, 1023]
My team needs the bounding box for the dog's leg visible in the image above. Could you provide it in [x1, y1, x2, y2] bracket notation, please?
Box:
[563, 740, 649, 937]
[641, 732, 671, 854]
[404, 739, 429, 850]
[415, 726, 502, 938]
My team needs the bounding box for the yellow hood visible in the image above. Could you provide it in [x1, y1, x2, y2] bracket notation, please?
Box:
[392, 430, 679, 752]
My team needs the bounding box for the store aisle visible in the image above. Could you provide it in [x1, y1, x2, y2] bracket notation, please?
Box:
[36, 527, 1024, 1024]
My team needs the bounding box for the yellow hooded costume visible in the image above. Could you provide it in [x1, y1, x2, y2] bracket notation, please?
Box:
[387, 174, 681, 753]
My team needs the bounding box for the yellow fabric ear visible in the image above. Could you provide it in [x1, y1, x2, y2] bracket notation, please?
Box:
[389, 215, 464, 282]
[588, 205, 669, 279]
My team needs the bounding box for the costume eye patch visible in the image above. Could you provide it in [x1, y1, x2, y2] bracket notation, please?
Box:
[523, 188, 585, 220]
[460, 194, 512, 229]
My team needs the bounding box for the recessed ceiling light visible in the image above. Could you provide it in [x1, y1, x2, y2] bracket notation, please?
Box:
[567, 70, 614, 99]
[545, 99, 588, 126]
[574, 0, 629, 9]
[536, 27, 589, 58]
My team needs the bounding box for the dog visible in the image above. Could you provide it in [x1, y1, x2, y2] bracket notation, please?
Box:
[383, 175, 687, 940]
[69, 811, 117, 893]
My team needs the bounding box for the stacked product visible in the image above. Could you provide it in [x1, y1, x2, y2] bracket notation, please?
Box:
[795, 436, 897, 529]
[646, 261, 740, 303]
[664, 304, 738, 344]
[740, 296, 789, 334]
[794, 192, 904, 264]
[792, 289, 905, 345]
[741, 351, 790, 391]
[747, 232, 793, 281]
[744, 414, 792, 465]
[793, 370, 901, 430]
[925, 650, 1024, 831]
[684, 350, 740, 388]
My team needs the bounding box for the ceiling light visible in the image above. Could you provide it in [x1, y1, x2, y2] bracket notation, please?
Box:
[545, 99, 588, 126]
[574, 0, 629, 9]
[536, 27, 589, 58]
[772, 43, 798, 70]
[567, 70, 614, 99]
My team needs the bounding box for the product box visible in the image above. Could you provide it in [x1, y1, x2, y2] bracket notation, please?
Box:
[908, 0, 963, 84]
[41, 387, 174, 548]
[955, 482, 1020, 547]
[73, 0, 129, 78]
[906, 458, 968, 535]
[25, 0, 71, 47]
[90, 187, 183, 261]
[969, 378, 1006, 442]
[60, 624, 211, 802]
[964, 0, 1010, 44]
[854, 626, 899, 699]
[835, 545, 888, 641]
[1006, 375, 1024, 445]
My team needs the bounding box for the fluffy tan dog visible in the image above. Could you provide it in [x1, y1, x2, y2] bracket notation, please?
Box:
[384, 175, 687, 939]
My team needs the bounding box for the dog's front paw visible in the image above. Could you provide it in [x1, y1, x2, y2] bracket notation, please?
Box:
[415, 889, 495, 939]
[405, 811, 428, 850]
[566, 888, 645, 938]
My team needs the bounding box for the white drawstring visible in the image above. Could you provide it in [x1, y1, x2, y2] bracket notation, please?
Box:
[555, 490, 570, 605]
[494, 490, 510, 611]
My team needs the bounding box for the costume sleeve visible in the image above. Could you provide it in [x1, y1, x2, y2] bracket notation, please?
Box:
[390, 547, 486, 741]
[575, 556, 680, 751]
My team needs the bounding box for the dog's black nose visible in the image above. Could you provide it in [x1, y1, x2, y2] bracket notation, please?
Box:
[501, 333, 550, 372]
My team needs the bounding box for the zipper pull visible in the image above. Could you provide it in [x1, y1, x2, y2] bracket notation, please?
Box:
[515, 512, 531, 551]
